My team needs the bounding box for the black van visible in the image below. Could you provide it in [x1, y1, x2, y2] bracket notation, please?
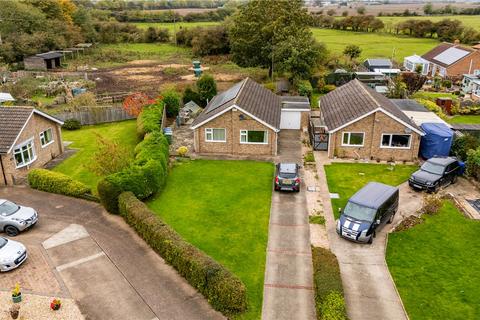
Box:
[336, 182, 399, 244]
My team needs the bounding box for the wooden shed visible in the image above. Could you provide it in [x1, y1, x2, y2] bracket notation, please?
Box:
[24, 52, 63, 71]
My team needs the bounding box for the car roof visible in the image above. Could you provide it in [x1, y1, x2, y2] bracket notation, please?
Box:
[427, 157, 456, 166]
[279, 163, 297, 173]
[0, 199, 6, 205]
[348, 182, 398, 210]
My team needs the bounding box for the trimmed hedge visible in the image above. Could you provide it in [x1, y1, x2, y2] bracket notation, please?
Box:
[136, 102, 164, 138]
[312, 247, 347, 320]
[118, 192, 247, 315]
[28, 169, 92, 198]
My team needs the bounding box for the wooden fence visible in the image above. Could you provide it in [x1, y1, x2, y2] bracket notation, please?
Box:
[55, 106, 136, 125]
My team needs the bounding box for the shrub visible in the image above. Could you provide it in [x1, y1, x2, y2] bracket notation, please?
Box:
[319, 84, 336, 94]
[467, 147, 480, 180]
[304, 151, 315, 163]
[309, 215, 325, 225]
[87, 132, 132, 176]
[162, 88, 181, 118]
[176, 146, 188, 157]
[415, 98, 448, 120]
[67, 92, 97, 109]
[118, 192, 247, 315]
[197, 74, 217, 106]
[451, 134, 479, 161]
[312, 247, 347, 320]
[421, 194, 443, 215]
[62, 118, 81, 130]
[97, 178, 123, 213]
[28, 169, 91, 198]
[298, 80, 313, 97]
[182, 86, 203, 105]
[136, 102, 164, 138]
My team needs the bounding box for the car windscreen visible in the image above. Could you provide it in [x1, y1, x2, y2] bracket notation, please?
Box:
[279, 172, 296, 179]
[0, 201, 20, 216]
[0, 238, 7, 249]
[343, 202, 376, 222]
[421, 161, 445, 175]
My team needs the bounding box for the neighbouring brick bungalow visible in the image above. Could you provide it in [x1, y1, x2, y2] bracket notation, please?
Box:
[320, 79, 424, 161]
[0, 107, 64, 185]
[421, 41, 480, 78]
[191, 78, 310, 156]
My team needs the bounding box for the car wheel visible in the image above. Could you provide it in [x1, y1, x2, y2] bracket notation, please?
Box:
[387, 214, 395, 224]
[4, 225, 19, 237]
[452, 175, 458, 184]
[368, 234, 373, 244]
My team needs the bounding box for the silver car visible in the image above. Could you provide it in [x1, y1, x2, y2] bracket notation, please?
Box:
[0, 237, 27, 272]
[0, 199, 38, 236]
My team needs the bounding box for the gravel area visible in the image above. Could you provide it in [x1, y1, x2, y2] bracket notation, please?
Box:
[0, 292, 84, 320]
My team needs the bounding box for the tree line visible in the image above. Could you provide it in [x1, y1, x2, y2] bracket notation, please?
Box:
[87, 0, 227, 11]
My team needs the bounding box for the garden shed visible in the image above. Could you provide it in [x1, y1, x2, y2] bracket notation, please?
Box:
[24, 52, 63, 71]
[419, 122, 454, 159]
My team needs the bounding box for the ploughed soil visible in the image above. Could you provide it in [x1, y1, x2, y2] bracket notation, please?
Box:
[90, 60, 243, 96]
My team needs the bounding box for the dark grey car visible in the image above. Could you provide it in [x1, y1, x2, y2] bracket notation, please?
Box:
[409, 157, 461, 192]
[274, 163, 301, 192]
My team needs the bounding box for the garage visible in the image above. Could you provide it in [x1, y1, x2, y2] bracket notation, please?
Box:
[280, 96, 311, 130]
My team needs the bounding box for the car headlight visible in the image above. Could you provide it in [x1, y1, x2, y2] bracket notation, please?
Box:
[11, 218, 26, 225]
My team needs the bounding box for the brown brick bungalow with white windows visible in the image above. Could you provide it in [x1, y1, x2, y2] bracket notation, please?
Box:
[191, 78, 283, 156]
[0, 107, 64, 185]
[319, 79, 424, 161]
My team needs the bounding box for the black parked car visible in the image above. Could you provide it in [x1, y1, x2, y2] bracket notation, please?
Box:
[274, 163, 301, 192]
[409, 157, 463, 192]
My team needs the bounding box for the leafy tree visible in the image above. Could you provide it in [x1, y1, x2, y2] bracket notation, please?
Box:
[435, 19, 464, 42]
[196, 74, 217, 106]
[228, 0, 324, 79]
[342, 11, 348, 17]
[387, 77, 407, 99]
[401, 72, 427, 95]
[87, 132, 132, 176]
[356, 6, 366, 15]
[452, 134, 479, 161]
[191, 26, 230, 56]
[326, 9, 336, 16]
[423, 2, 433, 15]
[182, 86, 203, 105]
[145, 27, 158, 43]
[123, 92, 156, 116]
[162, 88, 181, 117]
[343, 44, 362, 59]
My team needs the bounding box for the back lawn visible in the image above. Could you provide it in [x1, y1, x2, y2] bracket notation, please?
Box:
[447, 115, 480, 125]
[387, 201, 480, 319]
[148, 160, 273, 320]
[53, 120, 138, 192]
[324, 163, 417, 219]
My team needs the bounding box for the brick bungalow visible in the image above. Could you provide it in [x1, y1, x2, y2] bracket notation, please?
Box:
[0, 107, 64, 185]
[421, 41, 480, 78]
[320, 79, 424, 161]
[190, 78, 309, 156]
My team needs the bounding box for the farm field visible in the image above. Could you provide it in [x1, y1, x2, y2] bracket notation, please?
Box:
[148, 160, 274, 320]
[448, 115, 480, 125]
[379, 15, 480, 30]
[134, 21, 220, 30]
[311, 28, 438, 61]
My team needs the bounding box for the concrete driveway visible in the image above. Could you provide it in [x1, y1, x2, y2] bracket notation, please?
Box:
[262, 130, 316, 320]
[0, 186, 223, 320]
[315, 152, 423, 320]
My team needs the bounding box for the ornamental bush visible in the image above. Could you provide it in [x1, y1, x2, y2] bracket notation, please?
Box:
[62, 118, 81, 130]
[298, 80, 313, 97]
[28, 169, 92, 198]
[118, 192, 247, 315]
[136, 101, 164, 138]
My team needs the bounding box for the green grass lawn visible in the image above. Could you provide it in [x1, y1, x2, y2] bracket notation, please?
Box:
[53, 120, 138, 192]
[386, 201, 480, 319]
[148, 160, 273, 320]
[412, 91, 459, 102]
[133, 21, 220, 31]
[447, 115, 480, 125]
[312, 28, 438, 61]
[324, 163, 417, 219]
[379, 15, 480, 31]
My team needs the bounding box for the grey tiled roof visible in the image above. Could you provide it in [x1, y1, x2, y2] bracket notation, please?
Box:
[320, 79, 421, 133]
[191, 78, 281, 130]
[0, 107, 34, 154]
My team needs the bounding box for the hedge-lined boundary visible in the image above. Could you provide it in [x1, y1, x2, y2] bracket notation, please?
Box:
[311, 246, 347, 320]
[28, 169, 98, 201]
[118, 192, 247, 315]
[98, 102, 169, 214]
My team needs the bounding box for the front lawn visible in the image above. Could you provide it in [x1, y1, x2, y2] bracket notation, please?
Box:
[447, 115, 480, 125]
[386, 201, 480, 319]
[324, 163, 417, 219]
[53, 120, 138, 192]
[148, 160, 273, 320]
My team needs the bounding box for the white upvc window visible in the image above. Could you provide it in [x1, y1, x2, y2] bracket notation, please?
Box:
[205, 128, 226, 142]
[40, 128, 54, 147]
[341, 132, 364, 147]
[240, 130, 268, 144]
[13, 139, 36, 168]
[381, 134, 411, 149]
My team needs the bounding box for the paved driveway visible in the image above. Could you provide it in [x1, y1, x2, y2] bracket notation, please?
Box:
[315, 152, 423, 320]
[262, 130, 316, 320]
[0, 186, 223, 320]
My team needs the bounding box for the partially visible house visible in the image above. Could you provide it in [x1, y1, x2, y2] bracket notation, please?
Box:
[0, 93, 14, 105]
[364, 59, 393, 72]
[461, 72, 480, 100]
[403, 54, 429, 75]
[470, 80, 480, 101]
[280, 96, 310, 129]
[0, 107, 64, 186]
[24, 52, 63, 71]
[354, 72, 388, 89]
[178, 101, 202, 125]
[421, 42, 480, 78]
[319, 79, 424, 161]
[391, 99, 451, 128]
[190, 78, 310, 156]
[373, 68, 401, 77]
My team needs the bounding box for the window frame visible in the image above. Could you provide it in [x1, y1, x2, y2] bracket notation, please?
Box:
[341, 132, 365, 147]
[13, 138, 37, 168]
[380, 133, 412, 149]
[204, 128, 226, 143]
[39, 128, 54, 148]
[240, 130, 269, 145]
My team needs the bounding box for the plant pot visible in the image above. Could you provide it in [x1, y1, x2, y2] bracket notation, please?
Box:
[51, 304, 61, 311]
[12, 293, 22, 303]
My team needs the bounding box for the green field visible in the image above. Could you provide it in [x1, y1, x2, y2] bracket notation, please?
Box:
[448, 115, 480, 125]
[311, 28, 438, 61]
[134, 21, 220, 31]
[53, 121, 138, 192]
[379, 15, 480, 30]
[148, 160, 273, 320]
[387, 201, 480, 319]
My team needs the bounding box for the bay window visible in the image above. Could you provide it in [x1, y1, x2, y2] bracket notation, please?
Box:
[13, 139, 36, 168]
